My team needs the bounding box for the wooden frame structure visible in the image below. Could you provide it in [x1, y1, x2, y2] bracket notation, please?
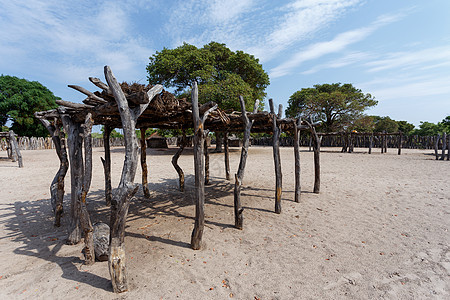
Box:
[35, 66, 320, 293]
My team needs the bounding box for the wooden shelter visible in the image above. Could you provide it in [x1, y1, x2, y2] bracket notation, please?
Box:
[35, 66, 320, 293]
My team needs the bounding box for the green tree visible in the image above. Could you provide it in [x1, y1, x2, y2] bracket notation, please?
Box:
[396, 120, 415, 135]
[285, 83, 377, 132]
[440, 116, 450, 132]
[0, 75, 58, 136]
[146, 41, 269, 111]
[373, 116, 399, 133]
[350, 115, 375, 132]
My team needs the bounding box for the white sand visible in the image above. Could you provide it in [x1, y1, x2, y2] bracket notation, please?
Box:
[0, 146, 448, 299]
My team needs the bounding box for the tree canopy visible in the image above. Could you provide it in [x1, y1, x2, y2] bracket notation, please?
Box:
[146, 41, 269, 111]
[0, 75, 59, 136]
[285, 83, 377, 132]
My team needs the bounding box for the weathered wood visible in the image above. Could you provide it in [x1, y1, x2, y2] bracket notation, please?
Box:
[56, 99, 94, 110]
[204, 136, 210, 185]
[306, 119, 321, 193]
[398, 132, 402, 155]
[269, 99, 282, 214]
[224, 132, 230, 180]
[37, 116, 68, 226]
[68, 84, 107, 103]
[89, 77, 111, 94]
[101, 126, 112, 206]
[172, 132, 186, 191]
[104, 66, 146, 293]
[80, 113, 95, 265]
[439, 132, 447, 160]
[140, 128, 150, 198]
[60, 112, 83, 245]
[190, 82, 217, 250]
[8, 131, 23, 167]
[293, 118, 301, 203]
[435, 134, 440, 160]
[369, 133, 373, 154]
[234, 97, 259, 229]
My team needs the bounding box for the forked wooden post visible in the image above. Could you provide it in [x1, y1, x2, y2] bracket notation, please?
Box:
[190, 82, 217, 249]
[140, 127, 150, 197]
[172, 131, 186, 191]
[101, 125, 112, 206]
[104, 66, 162, 293]
[293, 118, 301, 203]
[36, 115, 69, 227]
[234, 97, 259, 229]
[224, 131, 230, 180]
[269, 99, 282, 214]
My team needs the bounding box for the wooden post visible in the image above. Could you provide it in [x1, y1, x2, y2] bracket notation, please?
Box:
[435, 134, 440, 160]
[398, 132, 402, 155]
[440, 132, 447, 160]
[234, 97, 259, 229]
[293, 118, 301, 203]
[447, 134, 450, 160]
[384, 132, 388, 153]
[369, 133, 373, 154]
[306, 120, 321, 194]
[172, 131, 186, 191]
[36, 116, 69, 227]
[8, 131, 23, 167]
[101, 126, 112, 206]
[224, 132, 230, 180]
[80, 113, 95, 265]
[204, 136, 210, 185]
[348, 132, 353, 153]
[269, 99, 282, 214]
[104, 66, 162, 293]
[140, 127, 150, 197]
[60, 112, 82, 245]
[190, 82, 218, 249]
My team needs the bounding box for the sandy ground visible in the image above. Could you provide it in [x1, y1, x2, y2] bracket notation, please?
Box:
[0, 146, 448, 299]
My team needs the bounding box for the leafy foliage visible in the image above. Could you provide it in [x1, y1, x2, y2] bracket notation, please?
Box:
[0, 75, 58, 136]
[286, 83, 377, 132]
[147, 41, 269, 111]
[411, 116, 450, 136]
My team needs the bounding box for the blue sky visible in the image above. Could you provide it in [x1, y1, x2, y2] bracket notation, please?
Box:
[1, 0, 449, 127]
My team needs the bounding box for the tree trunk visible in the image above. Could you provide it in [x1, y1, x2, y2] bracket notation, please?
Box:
[204, 137, 210, 185]
[140, 128, 150, 197]
[214, 131, 223, 152]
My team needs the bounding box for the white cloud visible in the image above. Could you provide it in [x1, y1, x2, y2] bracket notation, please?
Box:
[302, 51, 371, 74]
[209, 0, 254, 23]
[269, 11, 405, 78]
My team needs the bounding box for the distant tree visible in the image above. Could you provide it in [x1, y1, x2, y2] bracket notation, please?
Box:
[350, 115, 375, 132]
[0, 75, 58, 136]
[146, 41, 269, 111]
[396, 120, 415, 135]
[373, 116, 399, 133]
[411, 122, 442, 136]
[285, 83, 377, 132]
[440, 115, 450, 132]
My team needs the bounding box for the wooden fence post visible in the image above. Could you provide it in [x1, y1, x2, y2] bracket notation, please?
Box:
[140, 127, 150, 197]
[172, 131, 186, 191]
[101, 126, 112, 206]
[293, 118, 301, 203]
[269, 99, 282, 214]
[224, 132, 230, 180]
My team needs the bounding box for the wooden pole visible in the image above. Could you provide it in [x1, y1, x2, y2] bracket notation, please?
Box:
[440, 132, 447, 160]
[224, 132, 230, 180]
[190, 82, 218, 249]
[306, 120, 321, 194]
[80, 113, 95, 265]
[293, 118, 301, 203]
[369, 133, 373, 154]
[269, 99, 282, 214]
[101, 126, 112, 206]
[60, 112, 82, 245]
[435, 134, 440, 160]
[204, 136, 210, 185]
[36, 116, 69, 227]
[140, 127, 150, 197]
[172, 131, 186, 191]
[8, 131, 23, 167]
[398, 132, 402, 155]
[104, 66, 162, 293]
[234, 97, 259, 229]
